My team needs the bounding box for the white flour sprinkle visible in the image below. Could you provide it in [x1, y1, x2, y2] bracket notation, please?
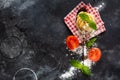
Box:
[0, 0, 15, 8]
[95, 2, 106, 11]
[59, 67, 77, 80]
[81, 59, 93, 69]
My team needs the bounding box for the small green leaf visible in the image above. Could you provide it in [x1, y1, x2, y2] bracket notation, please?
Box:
[69, 59, 82, 69]
[79, 12, 90, 22]
[88, 21, 97, 30]
[86, 37, 97, 48]
[81, 65, 92, 76]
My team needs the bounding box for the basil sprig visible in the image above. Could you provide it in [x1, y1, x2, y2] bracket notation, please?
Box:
[86, 37, 97, 48]
[70, 59, 92, 76]
[79, 12, 97, 30]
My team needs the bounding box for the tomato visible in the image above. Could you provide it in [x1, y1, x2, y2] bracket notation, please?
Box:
[66, 35, 79, 50]
[88, 48, 101, 62]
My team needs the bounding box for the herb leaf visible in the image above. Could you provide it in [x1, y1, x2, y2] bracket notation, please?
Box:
[70, 59, 92, 76]
[81, 65, 92, 76]
[86, 37, 97, 48]
[88, 21, 97, 30]
[79, 12, 97, 30]
[79, 12, 90, 22]
[69, 59, 82, 69]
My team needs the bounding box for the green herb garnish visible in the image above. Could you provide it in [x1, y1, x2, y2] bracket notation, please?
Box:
[70, 59, 92, 76]
[81, 65, 91, 76]
[86, 37, 97, 48]
[79, 12, 90, 22]
[70, 59, 82, 69]
[79, 12, 97, 30]
[88, 20, 97, 30]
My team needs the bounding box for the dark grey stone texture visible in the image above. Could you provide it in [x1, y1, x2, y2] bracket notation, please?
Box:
[0, 0, 120, 80]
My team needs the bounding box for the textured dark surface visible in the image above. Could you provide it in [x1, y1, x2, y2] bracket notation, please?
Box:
[0, 0, 120, 80]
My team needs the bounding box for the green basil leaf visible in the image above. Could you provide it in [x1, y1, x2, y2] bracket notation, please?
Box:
[69, 59, 82, 69]
[79, 12, 90, 22]
[88, 21, 97, 30]
[70, 59, 92, 76]
[70, 60, 92, 76]
[81, 65, 92, 76]
[86, 37, 97, 48]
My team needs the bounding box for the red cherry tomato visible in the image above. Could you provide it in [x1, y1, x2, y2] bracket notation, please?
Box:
[66, 35, 79, 50]
[88, 48, 101, 62]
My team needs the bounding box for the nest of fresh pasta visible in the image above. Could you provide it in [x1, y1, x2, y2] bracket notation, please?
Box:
[76, 8, 97, 38]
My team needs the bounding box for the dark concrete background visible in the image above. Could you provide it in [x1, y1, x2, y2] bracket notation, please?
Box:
[0, 0, 120, 80]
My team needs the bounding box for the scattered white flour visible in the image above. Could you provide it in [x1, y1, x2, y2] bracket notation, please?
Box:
[72, 46, 83, 56]
[18, 0, 35, 11]
[95, 2, 106, 11]
[0, 0, 15, 8]
[0, 0, 36, 14]
[72, 45, 87, 56]
[59, 59, 93, 79]
[59, 67, 77, 80]
[81, 59, 94, 69]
